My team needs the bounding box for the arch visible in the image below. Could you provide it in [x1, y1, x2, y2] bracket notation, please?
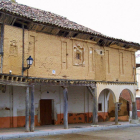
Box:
[119, 88, 135, 102]
[118, 88, 134, 121]
[98, 88, 116, 103]
[98, 88, 117, 122]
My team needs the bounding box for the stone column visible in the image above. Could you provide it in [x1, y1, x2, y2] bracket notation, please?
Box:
[132, 102, 138, 120]
[25, 86, 29, 132]
[30, 85, 35, 132]
[63, 87, 68, 129]
[93, 87, 98, 125]
[115, 102, 118, 125]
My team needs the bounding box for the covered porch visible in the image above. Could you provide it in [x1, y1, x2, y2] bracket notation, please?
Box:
[0, 74, 138, 132]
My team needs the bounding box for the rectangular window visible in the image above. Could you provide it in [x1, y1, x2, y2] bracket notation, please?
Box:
[76, 52, 81, 59]
[98, 103, 102, 111]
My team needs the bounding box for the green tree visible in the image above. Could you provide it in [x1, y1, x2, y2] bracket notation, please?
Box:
[0, 0, 17, 2]
[10, 0, 16, 3]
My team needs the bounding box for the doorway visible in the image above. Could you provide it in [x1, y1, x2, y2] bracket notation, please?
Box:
[40, 99, 53, 125]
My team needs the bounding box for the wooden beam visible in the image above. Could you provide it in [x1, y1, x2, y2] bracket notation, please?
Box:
[132, 102, 138, 120]
[25, 86, 29, 132]
[115, 102, 118, 125]
[28, 22, 34, 30]
[11, 17, 17, 26]
[63, 87, 68, 129]
[0, 79, 28, 86]
[88, 86, 98, 125]
[30, 85, 35, 132]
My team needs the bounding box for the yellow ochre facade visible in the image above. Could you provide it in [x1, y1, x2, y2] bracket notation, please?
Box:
[0, 1, 140, 130]
[3, 25, 136, 82]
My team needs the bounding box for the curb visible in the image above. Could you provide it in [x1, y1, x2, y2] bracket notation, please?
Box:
[1, 123, 140, 140]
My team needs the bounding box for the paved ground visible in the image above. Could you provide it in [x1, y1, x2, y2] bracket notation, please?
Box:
[0, 122, 140, 139]
[7, 126, 140, 140]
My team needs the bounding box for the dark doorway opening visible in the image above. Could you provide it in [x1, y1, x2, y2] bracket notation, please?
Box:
[40, 99, 53, 125]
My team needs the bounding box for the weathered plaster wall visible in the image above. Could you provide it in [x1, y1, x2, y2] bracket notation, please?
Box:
[98, 90, 110, 121]
[0, 85, 94, 128]
[3, 25, 22, 75]
[0, 83, 136, 128]
[3, 25, 135, 82]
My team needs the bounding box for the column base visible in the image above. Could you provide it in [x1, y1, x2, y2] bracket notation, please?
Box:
[130, 119, 139, 124]
[91, 125, 99, 127]
[112, 123, 121, 125]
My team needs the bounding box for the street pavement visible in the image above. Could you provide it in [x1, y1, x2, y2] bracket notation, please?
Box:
[0, 122, 140, 140]
[7, 126, 140, 140]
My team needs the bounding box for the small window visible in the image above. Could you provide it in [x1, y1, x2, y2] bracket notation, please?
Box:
[76, 53, 81, 59]
[98, 103, 102, 111]
[100, 51, 102, 54]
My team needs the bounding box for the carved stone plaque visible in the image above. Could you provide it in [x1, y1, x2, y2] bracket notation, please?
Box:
[9, 40, 18, 56]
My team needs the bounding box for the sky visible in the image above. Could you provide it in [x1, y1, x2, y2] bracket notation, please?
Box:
[16, 0, 140, 61]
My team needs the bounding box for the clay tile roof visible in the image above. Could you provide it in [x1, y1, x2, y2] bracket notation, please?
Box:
[0, 1, 140, 48]
[0, 1, 101, 35]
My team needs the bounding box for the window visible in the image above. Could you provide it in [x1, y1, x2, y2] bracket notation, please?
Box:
[73, 45, 84, 66]
[98, 103, 102, 111]
[100, 51, 102, 54]
[76, 52, 81, 59]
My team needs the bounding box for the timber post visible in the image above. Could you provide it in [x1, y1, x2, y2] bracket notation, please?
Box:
[132, 102, 138, 120]
[30, 85, 35, 132]
[115, 102, 118, 125]
[25, 86, 29, 132]
[63, 87, 68, 129]
[92, 87, 98, 125]
[87, 86, 98, 125]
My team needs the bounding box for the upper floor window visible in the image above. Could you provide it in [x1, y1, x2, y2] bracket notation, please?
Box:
[76, 52, 81, 60]
[73, 45, 84, 66]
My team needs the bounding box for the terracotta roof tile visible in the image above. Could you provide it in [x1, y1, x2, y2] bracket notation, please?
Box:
[0, 1, 101, 35]
[0, 1, 140, 47]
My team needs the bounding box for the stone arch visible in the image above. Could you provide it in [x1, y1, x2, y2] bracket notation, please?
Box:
[119, 88, 134, 120]
[98, 88, 116, 103]
[98, 88, 117, 122]
[119, 88, 135, 102]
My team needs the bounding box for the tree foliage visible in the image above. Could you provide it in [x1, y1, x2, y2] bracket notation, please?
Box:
[0, 0, 17, 2]
[10, 0, 16, 3]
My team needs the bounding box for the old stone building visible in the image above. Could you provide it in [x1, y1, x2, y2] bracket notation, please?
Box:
[0, 1, 139, 131]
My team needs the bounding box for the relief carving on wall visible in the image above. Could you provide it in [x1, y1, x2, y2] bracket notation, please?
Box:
[9, 40, 18, 56]
[73, 44, 84, 66]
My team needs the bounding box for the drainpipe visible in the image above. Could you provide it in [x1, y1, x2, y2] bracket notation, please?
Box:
[0, 24, 4, 73]
[22, 24, 24, 76]
[133, 67, 136, 83]
[104, 92, 105, 121]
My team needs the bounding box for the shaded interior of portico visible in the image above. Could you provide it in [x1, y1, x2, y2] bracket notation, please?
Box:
[118, 89, 135, 121]
[98, 88, 116, 122]
[98, 88, 137, 124]
[0, 84, 96, 129]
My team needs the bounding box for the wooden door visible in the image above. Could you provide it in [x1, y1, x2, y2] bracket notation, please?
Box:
[40, 99, 52, 125]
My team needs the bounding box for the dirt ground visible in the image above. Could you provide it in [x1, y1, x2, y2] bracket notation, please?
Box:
[9, 126, 140, 140]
